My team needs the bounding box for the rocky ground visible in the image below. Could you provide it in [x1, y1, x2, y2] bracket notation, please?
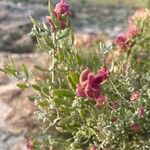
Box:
[0, 1, 135, 52]
[0, 1, 136, 149]
[0, 53, 44, 150]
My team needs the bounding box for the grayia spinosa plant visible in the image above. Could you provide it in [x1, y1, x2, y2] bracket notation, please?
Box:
[0, 0, 150, 150]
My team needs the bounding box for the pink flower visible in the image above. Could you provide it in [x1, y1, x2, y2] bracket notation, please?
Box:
[131, 123, 141, 132]
[137, 107, 145, 117]
[130, 91, 140, 102]
[115, 33, 129, 49]
[54, 0, 71, 18]
[79, 68, 91, 84]
[127, 25, 139, 37]
[76, 67, 109, 102]
[76, 82, 87, 97]
[46, 16, 55, 29]
[60, 20, 68, 29]
[90, 146, 97, 150]
[94, 67, 109, 84]
[85, 84, 101, 99]
[26, 141, 33, 150]
[46, 0, 71, 29]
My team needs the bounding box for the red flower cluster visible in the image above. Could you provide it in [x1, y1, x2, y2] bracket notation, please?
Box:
[46, 0, 71, 29]
[115, 24, 139, 50]
[76, 67, 109, 105]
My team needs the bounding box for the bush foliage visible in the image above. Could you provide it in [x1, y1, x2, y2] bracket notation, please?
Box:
[1, 0, 150, 150]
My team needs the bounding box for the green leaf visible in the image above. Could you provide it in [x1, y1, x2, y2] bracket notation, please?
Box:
[6, 68, 18, 78]
[34, 65, 50, 72]
[76, 131, 86, 138]
[29, 16, 45, 31]
[59, 116, 72, 126]
[32, 84, 41, 92]
[53, 89, 75, 98]
[28, 95, 40, 101]
[17, 83, 29, 89]
[59, 28, 70, 39]
[38, 100, 49, 107]
[86, 128, 96, 137]
[48, 0, 54, 15]
[58, 49, 64, 62]
[42, 86, 49, 95]
[44, 36, 54, 49]
[54, 98, 70, 106]
[76, 54, 82, 65]
[22, 63, 29, 79]
[69, 71, 79, 84]
[37, 37, 50, 53]
[29, 16, 42, 28]
[67, 75, 76, 91]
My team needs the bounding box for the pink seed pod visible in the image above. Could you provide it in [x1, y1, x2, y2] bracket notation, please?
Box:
[111, 101, 119, 110]
[137, 107, 145, 117]
[111, 117, 117, 123]
[131, 122, 141, 132]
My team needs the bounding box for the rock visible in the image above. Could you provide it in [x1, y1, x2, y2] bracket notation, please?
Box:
[0, 23, 35, 53]
[0, 84, 36, 150]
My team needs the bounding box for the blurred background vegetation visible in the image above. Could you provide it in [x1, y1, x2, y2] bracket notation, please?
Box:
[0, 0, 149, 53]
[6, 0, 150, 7]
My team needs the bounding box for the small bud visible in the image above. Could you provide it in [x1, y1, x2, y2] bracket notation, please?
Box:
[131, 123, 141, 132]
[111, 101, 119, 110]
[111, 117, 117, 123]
[114, 33, 129, 50]
[26, 141, 33, 150]
[96, 96, 106, 106]
[130, 91, 140, 102]
[137, 107, 145, 117]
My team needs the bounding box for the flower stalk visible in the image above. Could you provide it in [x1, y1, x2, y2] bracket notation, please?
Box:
[51, 31, 57, 85]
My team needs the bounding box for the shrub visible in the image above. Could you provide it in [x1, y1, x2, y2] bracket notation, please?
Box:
[0, 1, 150, 150]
